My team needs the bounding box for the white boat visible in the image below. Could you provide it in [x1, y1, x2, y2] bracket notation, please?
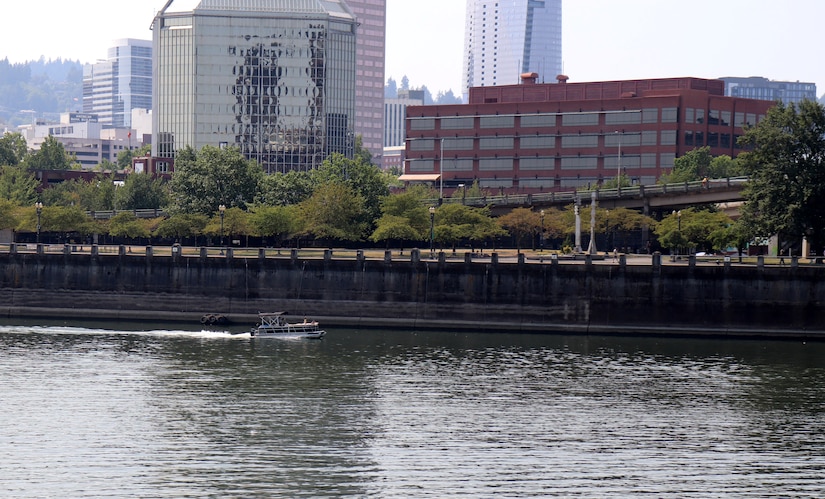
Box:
[250, 312, 326, 339]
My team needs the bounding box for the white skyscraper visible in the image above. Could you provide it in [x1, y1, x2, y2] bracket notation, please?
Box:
[462, 0, 562, 98]
[82, 39, 152, 128]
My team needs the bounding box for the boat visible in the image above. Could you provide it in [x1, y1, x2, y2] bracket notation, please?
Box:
[250, 312, 326, 339]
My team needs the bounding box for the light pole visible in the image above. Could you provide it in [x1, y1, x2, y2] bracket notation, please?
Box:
[458, 183, 466, 205]
[219, 204, 226, 254]
[605, 209, 610, 251]
[540, 209, 545, 252]
[429, 206, 436, 258]
[614, 130, 622, 190]
[35, 202, 43, 244]
[439, 138, 444, 201]
[673, 209, 682, 259]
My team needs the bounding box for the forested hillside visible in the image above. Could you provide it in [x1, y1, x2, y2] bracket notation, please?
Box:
[0, 57, 83, 126]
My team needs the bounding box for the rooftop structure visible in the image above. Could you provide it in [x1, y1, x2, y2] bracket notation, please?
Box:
[720, 76, 817, 105]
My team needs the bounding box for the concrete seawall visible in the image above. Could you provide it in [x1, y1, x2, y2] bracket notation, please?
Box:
[2, 248, 824, 339]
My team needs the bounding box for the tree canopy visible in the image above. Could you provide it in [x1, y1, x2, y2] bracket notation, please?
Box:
[168, 145, 264, 215]
[738, 100, 825, 254]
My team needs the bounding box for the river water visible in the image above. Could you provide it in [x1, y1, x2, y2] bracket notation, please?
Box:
[1, 322, 824, 498]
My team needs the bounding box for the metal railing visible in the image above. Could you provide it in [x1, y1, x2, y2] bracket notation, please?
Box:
[426, 177, 748, 208]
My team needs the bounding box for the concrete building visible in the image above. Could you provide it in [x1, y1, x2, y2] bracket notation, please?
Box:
[721, 76, 817, 105]
[346, 0, 386, 163]
[151, 0, 358, 174]
[402, 76, 774, 195]
[20, 112, 144, 170]
[82, 39, 152, 128]
[462, 0, 562, 99]
[384, 89, 424, 148]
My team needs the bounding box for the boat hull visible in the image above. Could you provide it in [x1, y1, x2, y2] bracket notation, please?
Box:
[250, 326, 325, 339]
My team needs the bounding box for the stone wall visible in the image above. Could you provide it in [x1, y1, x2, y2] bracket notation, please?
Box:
[1, 249, 824, 338]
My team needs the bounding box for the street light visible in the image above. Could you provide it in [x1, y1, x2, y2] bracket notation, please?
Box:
[429, 206, 436, 258]
[458, 183, 466, 205]
[35, 202, 43, 244]
[219, 204, 226, 254]
[540, 209, 545, 252]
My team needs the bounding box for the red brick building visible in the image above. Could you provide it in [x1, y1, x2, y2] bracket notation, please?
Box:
[401, 76, 774, 195]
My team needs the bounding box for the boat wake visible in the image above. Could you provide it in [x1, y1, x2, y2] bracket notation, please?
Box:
[0, 324, 252, 340]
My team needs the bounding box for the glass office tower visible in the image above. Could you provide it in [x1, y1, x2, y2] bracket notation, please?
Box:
[83, 39, 152, 128]
[152, 0, 357, 173]
[462, 0, 562, 98]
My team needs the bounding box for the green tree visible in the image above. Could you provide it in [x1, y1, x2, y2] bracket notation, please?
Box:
[498, 207, 540, 251]
[434, 204, 505, 253]
[738, 100, 825, 254]
[370, 186, 432, 248]
[0, 198, 19, 230]
[107, 212, 151, 241]
[154, 213, 208, 243]
[298, 183, 367, 242]
[0, 132, 28, 166]
[257, 170, 314, 206]
[660, 146, 712, 183]
[115, 173, 169, 210]
[654, 208, 733, 254]
[168, 145, 264, 215]
[95, 159, 119, 172]
[79, 175, 116, 211]
[22, 135, 76, 170]
[708, 154, 743, 178]
[204, 206, 251, 245]
[248, 204, 299, 246]
[311, 153, 390, 228]
[0, 164, 39, 205]
[18, 205, 93, 241]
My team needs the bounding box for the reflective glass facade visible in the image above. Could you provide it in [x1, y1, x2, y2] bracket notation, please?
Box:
[152, 0, 357, 173]
[721, 76, 817, 105]
[462, 0, 562, 98]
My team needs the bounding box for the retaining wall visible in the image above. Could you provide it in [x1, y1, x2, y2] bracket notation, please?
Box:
[1, 248, 824, 338]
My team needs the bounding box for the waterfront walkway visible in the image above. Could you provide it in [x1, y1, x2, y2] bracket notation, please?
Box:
[0, 242, 807, 267]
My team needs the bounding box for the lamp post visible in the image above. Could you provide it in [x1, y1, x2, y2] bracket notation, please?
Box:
[540, 209, 545, 252]
[429, 206, 436, 258]
[458, 183, 466, 205]
[219, 204, 226, 254]
[35, 202, 43, 244]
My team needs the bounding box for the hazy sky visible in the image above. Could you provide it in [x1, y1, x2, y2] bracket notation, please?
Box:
[2, 0, 823, 98]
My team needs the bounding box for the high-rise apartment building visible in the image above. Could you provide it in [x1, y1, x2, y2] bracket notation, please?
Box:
[462, 0, 562, 99]
[82, 39, 152, 128]
[151, 0, 358, 173]
[346, 0, 386, 163]
[720, 76, 817, 105]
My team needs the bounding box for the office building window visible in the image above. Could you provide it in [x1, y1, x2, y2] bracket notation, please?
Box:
[562, 113, 599, 126]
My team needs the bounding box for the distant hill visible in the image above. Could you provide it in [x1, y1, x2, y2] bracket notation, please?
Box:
[0, 57, 83, 127]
